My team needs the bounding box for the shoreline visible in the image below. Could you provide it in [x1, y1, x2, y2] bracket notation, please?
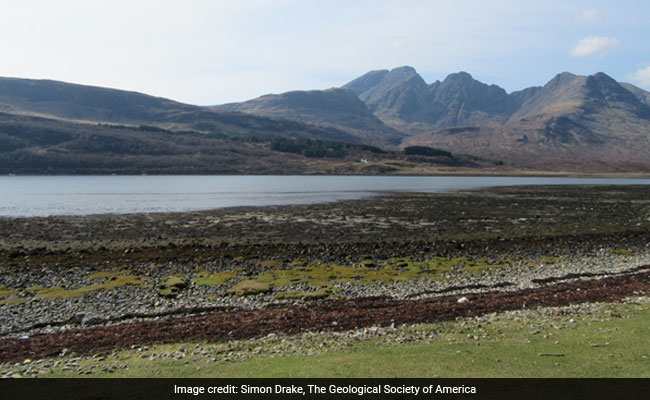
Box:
[1, 184, 649, 251]
[2, 177, 650, 220]
[1, 185, 649, 369]
[2, 269, 649, 363]
[4, 169, 650, 178]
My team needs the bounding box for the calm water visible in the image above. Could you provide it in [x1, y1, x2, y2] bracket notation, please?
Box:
[1, 175, 649, 217]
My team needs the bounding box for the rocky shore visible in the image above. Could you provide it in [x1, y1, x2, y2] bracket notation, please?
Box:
[1, 185, 649, 364]
[0, 246, 649, 338]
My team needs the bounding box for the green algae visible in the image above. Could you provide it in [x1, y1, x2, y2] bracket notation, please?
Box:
[0, 297, 28, 305]
[0, 286, 18, 298]
[252, 262, 369, 288]
[195, 269, 240, 286]
[158, 276, 187, 298]
[609, 249, 635, 256]
[239, 256, 511, 292]
[6, 255, 514, 303]
[0, 286, 25, 305]
[540, 256, 568, 264]
[227, 280, 271, 296]
[26, 274, 149, 300]
[458, 258, 510, 277]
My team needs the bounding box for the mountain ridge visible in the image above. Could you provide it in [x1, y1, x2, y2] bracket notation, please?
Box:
[2, 69, 650, 173]
[213, 87, 404, 147]
[400, 69, 650, 169]
[0, 76, 370, 145]
[337, 66, 650, 170]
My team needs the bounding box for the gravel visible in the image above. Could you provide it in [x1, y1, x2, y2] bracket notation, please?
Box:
[1, 248, 649, 338]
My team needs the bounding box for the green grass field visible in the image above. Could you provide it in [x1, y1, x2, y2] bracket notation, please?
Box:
[31, 297, 649, 378]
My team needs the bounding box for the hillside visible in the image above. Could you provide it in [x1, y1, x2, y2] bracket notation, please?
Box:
[0, 111, 309, 174]
[3, 71, 650, 174]
[343, 66, 431, 133]
[213, 88, 404, 147]
[402, 72, 650, 171]
[620, 82, 650, 106]
[0, 77, 195, 122]
[343, 67, 518, 134]
[0, 77, 364, 145]
[0, 110, 491, 175]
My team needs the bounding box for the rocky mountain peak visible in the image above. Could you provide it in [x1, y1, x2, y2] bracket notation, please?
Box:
[342, 70, 390, 96]
[585, 72, 650, 117]
[442, 71, 475, 83]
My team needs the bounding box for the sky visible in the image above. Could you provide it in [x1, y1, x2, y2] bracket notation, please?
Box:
[1, 0, 650, 105]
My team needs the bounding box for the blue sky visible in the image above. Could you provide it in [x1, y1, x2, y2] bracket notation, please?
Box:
[1, 0, 649, 105]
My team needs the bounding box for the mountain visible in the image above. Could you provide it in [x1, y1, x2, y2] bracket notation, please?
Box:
[0, 109, 487, 175]
[425, 71, 518, 127]
[0, 77, 363, 144]
[0, 77, 195, 122]
[620, 82, 650, 106]
[343, 66, 430, 132]
[343, 67, 518, 134]
[403, 71, 650, 171]
[213, 88, 404, 147]
[511, 72, 650, 119]
[3, 71, 650, 173]
[1, 77, 478, 175]
[0, 111, 313, 174]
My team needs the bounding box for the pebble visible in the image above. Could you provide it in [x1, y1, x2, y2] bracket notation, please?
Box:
[2, 247, 649, 339]
[1, 236, 649, 378]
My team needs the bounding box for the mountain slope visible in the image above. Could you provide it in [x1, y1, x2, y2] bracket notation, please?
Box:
[3, 71, 650, 173]
[0, 77, 362, 144]
[620, 82, 650, 106]
[213, 88, 404, 147]
[342, 70, 390, 96]
[343, 67, 518, 134]
[0, 111, 311, 174]
[512, 72, 650, 120]
[343, 66, 431, 131]
[0, 110, 489, 175]
[0, 77, 196, 122]
[403, 72, 650, 171]
[425, 71, 518, 128]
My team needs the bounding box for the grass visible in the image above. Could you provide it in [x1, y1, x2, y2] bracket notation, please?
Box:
[35, 298, 650, 378]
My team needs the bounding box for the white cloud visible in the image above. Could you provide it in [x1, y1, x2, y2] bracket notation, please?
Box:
[575, 9, 600, 23]
[630, 66, 650, 88]
[570, 36, 620, 57]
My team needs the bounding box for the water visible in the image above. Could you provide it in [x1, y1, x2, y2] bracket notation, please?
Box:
[1, 175, 649, 217]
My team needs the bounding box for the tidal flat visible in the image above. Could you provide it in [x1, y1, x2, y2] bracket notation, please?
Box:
[0, 185, 649, 376]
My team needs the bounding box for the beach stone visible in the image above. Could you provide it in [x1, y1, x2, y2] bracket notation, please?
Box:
[82, 314, 103, 326]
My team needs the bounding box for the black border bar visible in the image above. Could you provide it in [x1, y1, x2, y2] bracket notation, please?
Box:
[2, 378, 649, 400]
